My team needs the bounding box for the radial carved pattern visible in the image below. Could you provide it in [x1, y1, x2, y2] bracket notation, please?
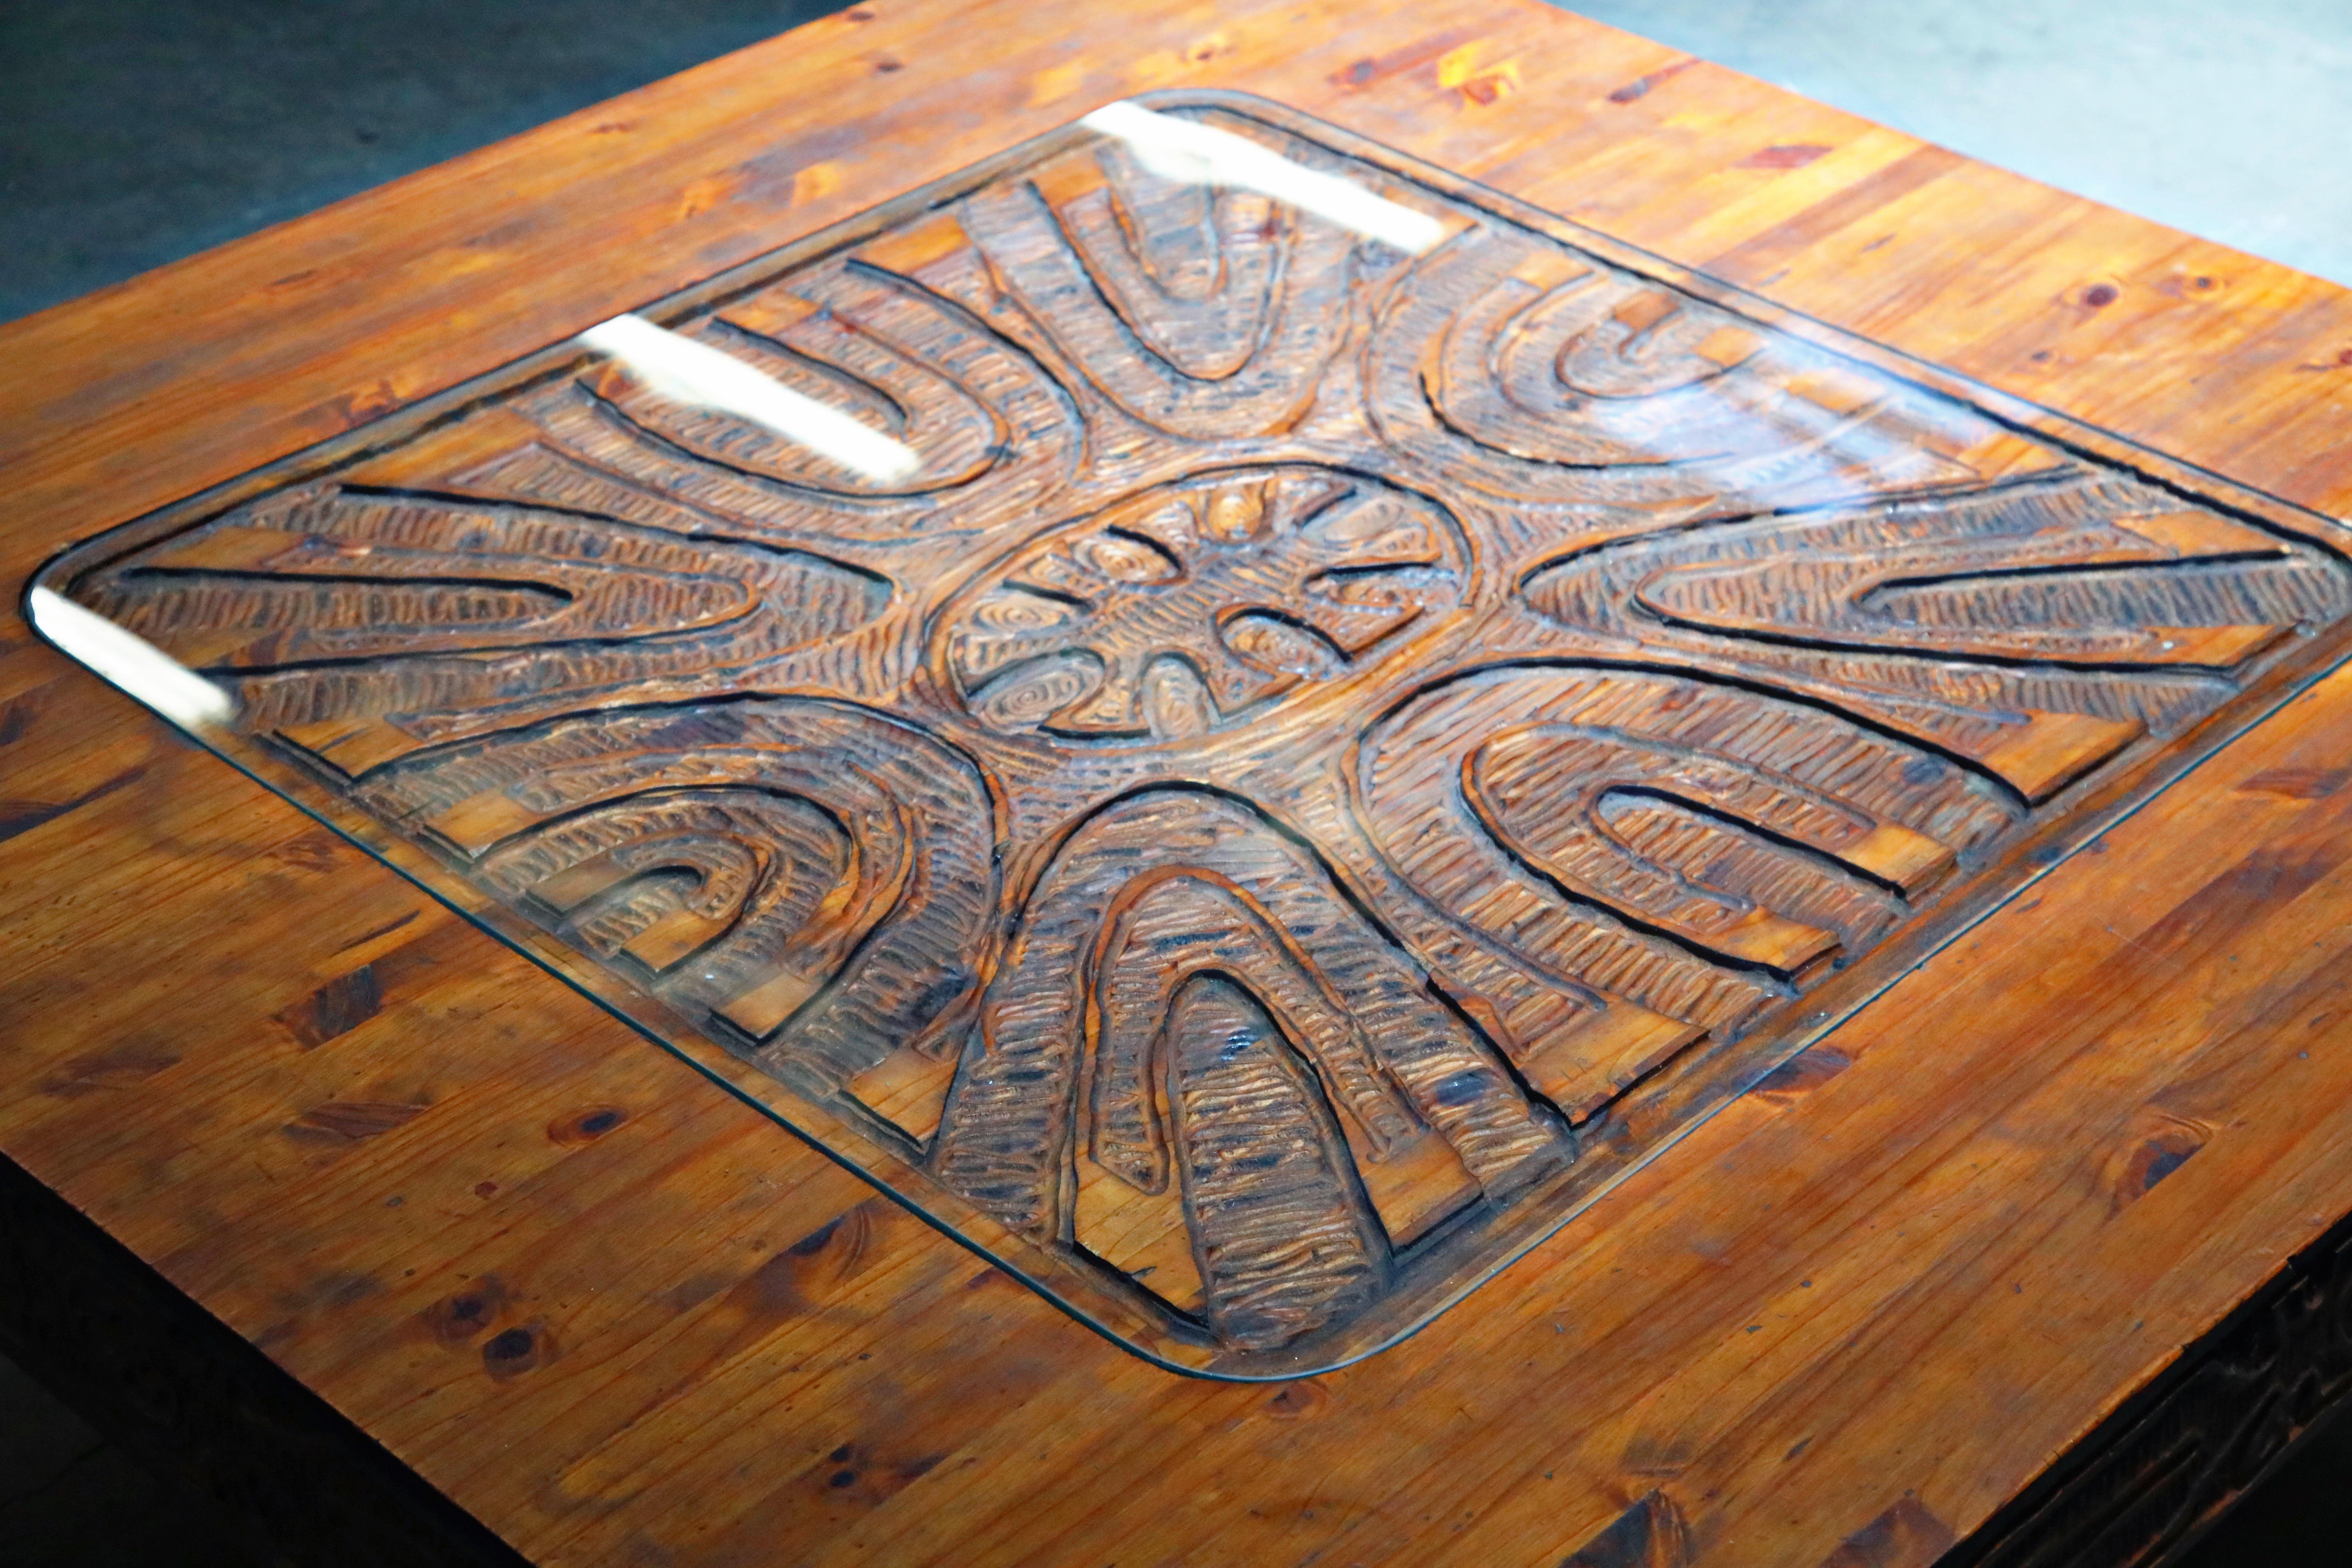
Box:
[42, 97, 2352, 1368]
[944, 466, 1464, 739]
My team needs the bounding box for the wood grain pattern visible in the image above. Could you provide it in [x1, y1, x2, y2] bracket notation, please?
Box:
[40, 97, 2351, 1371]
[4, 0, 2352, 1559]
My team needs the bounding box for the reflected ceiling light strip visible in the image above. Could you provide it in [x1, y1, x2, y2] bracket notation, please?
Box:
[575, 314, 922, 483]
[27, 586, 237, 732]
[1080, 100, 1446, 255]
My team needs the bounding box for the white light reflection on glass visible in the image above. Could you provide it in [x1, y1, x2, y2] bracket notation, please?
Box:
[1081, 100, 1446, 255]
[575, 314, 922, 484]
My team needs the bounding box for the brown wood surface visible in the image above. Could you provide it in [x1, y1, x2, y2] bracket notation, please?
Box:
[7, 0, 2352, 1562]
[29, 87, 2352, 1382]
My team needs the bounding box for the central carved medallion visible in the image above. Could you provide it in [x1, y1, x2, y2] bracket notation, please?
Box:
[40, 95, 2352, 1373]
[944, 466, 1463, 740]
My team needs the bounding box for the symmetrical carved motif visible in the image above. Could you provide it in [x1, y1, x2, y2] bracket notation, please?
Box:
[942, 467, 1464, 740]
[43, 97, 2352, 1368]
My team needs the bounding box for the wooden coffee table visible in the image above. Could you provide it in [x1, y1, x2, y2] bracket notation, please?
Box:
[7, 2, 2352, 1562]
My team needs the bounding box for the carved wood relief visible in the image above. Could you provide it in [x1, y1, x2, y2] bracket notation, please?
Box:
[37, 94, 2352, 1374]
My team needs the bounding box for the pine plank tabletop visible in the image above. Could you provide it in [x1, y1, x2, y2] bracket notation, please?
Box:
[6, 3, 2352, 1563]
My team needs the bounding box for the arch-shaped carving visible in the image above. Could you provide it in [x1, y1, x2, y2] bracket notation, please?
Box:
[1366, 227, 1992, 517]
[1145, 973, 1389, 1351]
[1360, 666, 2017, 1030]
[930, 789, 1567, 1346]
[1522, 475, 2352, 800]
[584, 259, 1035, 498]
[495, 254, 1084, 553]
[70, 485, 887, 771]
[947, 125, 1403, 441]
[354, 698, 999, 1121]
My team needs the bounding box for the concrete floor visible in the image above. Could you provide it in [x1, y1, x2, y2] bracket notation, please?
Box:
[1569, 0, 2352, 289]
[4, 1, 2351, 1561]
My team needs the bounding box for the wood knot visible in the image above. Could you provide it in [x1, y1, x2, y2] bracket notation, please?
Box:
[424, 1276, 509, 1346]
[547, 1105, 629, 1146]
[482, 1321, 551, 1379]
[2109, 1117, 2206, 1214]
[1262, 1380, 1329, 1420]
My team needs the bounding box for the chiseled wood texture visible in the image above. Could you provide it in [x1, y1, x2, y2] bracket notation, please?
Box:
[31, 93, 2352, 1378]
[4, 0, 2352, 1561]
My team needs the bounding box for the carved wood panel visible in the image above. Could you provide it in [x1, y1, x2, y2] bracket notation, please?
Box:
[34, 94, 2352, 1375]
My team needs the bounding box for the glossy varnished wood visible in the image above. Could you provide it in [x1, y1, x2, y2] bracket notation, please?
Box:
[6, 0, 2352, 1561]
[30, 93, 2352, 1378]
